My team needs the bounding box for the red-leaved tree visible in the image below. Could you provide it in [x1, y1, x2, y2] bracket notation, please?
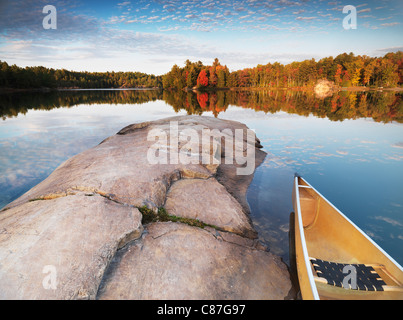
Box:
[197, 69, 209, 87]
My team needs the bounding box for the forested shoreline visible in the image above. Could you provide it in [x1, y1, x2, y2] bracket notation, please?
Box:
[0, 62, 162, 89]
[1, 51, 402, 90]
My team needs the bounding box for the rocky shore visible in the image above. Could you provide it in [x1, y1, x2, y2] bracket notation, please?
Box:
[0, 115, 293, 299]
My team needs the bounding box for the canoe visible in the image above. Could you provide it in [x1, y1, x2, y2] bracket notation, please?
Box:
[292, 176, 403, 300]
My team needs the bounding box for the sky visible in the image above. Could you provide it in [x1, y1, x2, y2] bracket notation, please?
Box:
[0, 0, 402, 75]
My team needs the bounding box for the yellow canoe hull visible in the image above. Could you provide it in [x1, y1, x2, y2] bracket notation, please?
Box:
[292, 176, 403, 300]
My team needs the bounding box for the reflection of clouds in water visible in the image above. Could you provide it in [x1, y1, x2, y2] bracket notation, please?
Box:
[285, 159, 299, 165]
[302, 159, 318, 165]
[304, 146, 324, 151]
[364, 219, 388, 242]
[263, 142, 348, 168]
[259, 123, 403, 169]
[0, 169, 35, 187]
[390, 203, 402, 208]
[0, 129, 107, 207]
[391, 142, 403, 149]
[365, 216, 403, 244]
[285, 145, 303, 149]
[386, 141, 403, 162]
[314, 152, 341, 158]
[385, 154, 403, 161]
[262, 158, 288, 169]
[374, 216, 403, 228]
[364, 229, 383, 242]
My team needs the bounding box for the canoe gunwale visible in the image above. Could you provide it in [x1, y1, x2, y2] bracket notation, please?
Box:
[294, 176, 320, 300]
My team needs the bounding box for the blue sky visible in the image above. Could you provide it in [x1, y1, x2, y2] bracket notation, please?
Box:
[0, 0, 402, 74]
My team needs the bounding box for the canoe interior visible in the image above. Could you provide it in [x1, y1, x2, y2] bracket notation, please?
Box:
[294, 177, 403, 300]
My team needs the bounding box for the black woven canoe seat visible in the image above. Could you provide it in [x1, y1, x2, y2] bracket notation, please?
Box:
[310, 258, 387, 291]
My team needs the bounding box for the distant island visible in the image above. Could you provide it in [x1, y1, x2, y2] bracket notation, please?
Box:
[0, 51, 402, 91]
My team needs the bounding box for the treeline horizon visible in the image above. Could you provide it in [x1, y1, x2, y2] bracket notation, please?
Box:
[0, 61, 162, 89]
[0, 51, 402, 90]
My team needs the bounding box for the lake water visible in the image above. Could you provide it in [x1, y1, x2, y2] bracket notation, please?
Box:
[1, 89, 402, 266]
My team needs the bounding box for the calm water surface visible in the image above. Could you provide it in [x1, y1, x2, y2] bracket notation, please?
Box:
[0, 89, 402, 266]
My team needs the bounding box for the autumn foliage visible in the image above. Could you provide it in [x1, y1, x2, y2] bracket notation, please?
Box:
[1, 52, 402, 90]
[197, 69, 209, 87]
[162, 52, 403, 90]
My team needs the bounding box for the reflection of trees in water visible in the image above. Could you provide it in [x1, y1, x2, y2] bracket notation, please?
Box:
[1, 89, 402, 123]
[163, 89, 403, 123]
[0, 89, 163, 119]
